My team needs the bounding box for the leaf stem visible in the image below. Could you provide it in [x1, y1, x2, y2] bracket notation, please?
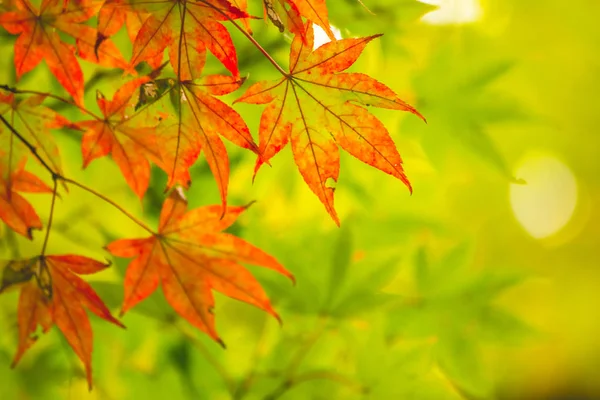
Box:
[0, 84, 101, 120]
[288, 316, 328, 376]
[60, 177, 154, 235]
[40, 177, 58, 256]
[196, 0, 289, 77]
[173, 322, 236, 394]
[233, 315, 270, 399]
[0, 114, 57, 178]
[261, 316, 330, 400]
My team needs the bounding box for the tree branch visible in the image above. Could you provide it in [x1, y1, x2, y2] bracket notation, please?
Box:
[0, 115, 155, 235]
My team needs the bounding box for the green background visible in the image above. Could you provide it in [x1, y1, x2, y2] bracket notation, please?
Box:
[1, 0, 599, 398]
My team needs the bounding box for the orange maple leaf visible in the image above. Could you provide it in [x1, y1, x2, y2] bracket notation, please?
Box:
[0, 91, 68, 237]
[235, 23, 424, 225]
[78, 77, 162, 199]
[135, 75, 258, 209]
[0, 255, 124, 390]
[229, 0, 251, 33]
[0, 90, 67, 179]
[0, 0, 128, 106]
[263, 0, 329, 40]
[0, 160, 52, 238]
[287, 0, 334, 39]
[106, 189, 293, 344]
[97, 0, 148, 44]
[127, 0, 247, 78]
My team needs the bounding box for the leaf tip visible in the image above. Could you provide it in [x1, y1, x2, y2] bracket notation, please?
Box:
[273, 311, 283, 326]
[409, 106, 427, 123]
[113, 318, 126, 329]
[240, 200, 256, 212]
[332, 214, 341, 227]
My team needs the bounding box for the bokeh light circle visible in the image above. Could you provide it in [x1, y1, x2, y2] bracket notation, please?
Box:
[510, 154, 578, 239]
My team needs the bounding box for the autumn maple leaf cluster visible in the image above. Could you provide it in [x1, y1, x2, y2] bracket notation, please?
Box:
[0, 0, 422, 389]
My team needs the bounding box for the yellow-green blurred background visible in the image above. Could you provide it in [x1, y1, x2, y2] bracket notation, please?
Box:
[1, 0, 599, 399]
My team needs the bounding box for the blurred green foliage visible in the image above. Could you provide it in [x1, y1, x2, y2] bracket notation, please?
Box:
[1, 0, 599, 399]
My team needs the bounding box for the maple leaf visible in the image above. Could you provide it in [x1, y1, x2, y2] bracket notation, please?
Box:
[229, 0, 251, 33]
[106, 189, 293, 344]
[0, 255, 124, 390]
[97, 0, 148, 44]
[235, 23, 424, 224]
[0, 90, 67, 178]
[127, 0, 248, 78]
[0, 159, 52, 238]
[78, 77, 162, 199]
[263, 0, 332, 40]
[0, 91, 68, 237]
[0, 0, 128, 106]
[287, 0, 334, 39]
[263, 0, 304, 37]
[135, 75, 258, 209]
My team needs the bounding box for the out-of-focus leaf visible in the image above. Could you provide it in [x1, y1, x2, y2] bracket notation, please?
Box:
[405, 33, 528, 180]
[437, 334, 490, 399]
[168, 339, 200, 398]
[477, 306, 537, 345]
[329, 0, 437, 52]
[387, 245, 528, 399]
[323, 225, 352, 309]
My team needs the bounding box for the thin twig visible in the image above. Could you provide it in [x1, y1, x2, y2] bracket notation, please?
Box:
[0, 85, 101, 120]
[1, 115, 155, 235]
[286, 316, 328, 376]
[233, 315, 270, 399]
[264, 370, 366, 400]
[262, 316, 330, 400]
[60, 177, 154, 235]
[0, 114, 57, 178]
[173, 322, 236, 395]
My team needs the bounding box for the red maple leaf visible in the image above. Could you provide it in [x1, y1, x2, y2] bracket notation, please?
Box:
[106, 188, 293, 344]
[0, 0, 128, 106]
[236, 23, 424, 224]
[0, 255, 124, 390]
